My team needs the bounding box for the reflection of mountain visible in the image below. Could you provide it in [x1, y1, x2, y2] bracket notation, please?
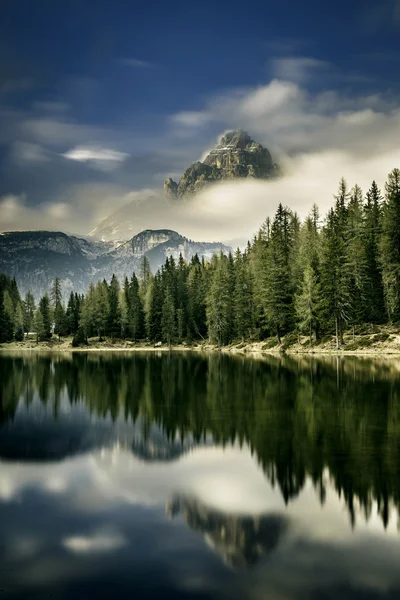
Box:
[167, 494, 286, 568]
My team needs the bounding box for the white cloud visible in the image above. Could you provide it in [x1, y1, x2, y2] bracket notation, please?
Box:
[269, 57, 331, 83]
[63, 146, 129, 163]
[171, 111, 210, 128]
[63, 528, 128, 554]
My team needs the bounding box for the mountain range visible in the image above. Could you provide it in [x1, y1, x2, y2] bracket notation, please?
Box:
[0, 229, 229, 298]
[0, 130, 277, 297]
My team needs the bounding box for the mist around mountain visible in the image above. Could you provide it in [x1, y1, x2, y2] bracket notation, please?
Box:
[89, 130, 279, 242]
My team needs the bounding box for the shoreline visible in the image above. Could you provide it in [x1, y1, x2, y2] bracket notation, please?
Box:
[3, 338, 400, 356]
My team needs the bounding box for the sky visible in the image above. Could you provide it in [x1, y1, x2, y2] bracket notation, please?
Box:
[1, 0, 400, 240]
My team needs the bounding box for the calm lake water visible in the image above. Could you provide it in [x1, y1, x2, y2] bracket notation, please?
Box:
[1, 352, 400, 599]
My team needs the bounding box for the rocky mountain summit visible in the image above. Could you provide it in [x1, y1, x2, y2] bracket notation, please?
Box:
[164, 129, 279, 199]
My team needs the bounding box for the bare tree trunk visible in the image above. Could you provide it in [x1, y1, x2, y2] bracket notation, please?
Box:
[352, 325, 355, 343]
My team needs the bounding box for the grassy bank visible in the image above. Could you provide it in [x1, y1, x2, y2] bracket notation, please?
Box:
[2, 325, 400, 355]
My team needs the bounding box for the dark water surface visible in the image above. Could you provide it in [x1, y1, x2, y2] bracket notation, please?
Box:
[1, 351, 400, 599]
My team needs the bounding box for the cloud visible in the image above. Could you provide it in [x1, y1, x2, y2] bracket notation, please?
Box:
[269, 56, 331, 83]
[63, 145, 129, 164]
[63, 528, 128, 554]
[119, 58, 156, 69]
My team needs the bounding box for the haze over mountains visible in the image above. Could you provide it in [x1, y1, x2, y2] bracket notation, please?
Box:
[89, 130, 278, 242]
[0, 130, 276, 296]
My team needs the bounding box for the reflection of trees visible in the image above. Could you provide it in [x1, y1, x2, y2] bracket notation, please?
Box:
[167, 494, 286, 568]
[2, 352, 400, 528]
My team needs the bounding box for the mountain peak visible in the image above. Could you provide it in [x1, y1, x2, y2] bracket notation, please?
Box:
[164, 130, 279, 199]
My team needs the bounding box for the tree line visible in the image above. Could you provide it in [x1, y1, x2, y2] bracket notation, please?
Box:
[1, 168, 400, 347]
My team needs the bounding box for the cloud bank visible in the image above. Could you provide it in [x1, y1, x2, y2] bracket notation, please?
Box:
[1, 71, 400, 241]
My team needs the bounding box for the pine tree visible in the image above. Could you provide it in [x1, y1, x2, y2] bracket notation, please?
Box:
[380, 168, 400, 322]
[51, 278, 66, 339]
[3, 291, 15, 341]
[320, 207, 351, 347]
[233, 249, 253, 340]
[23, 291, 36, 335]
[107, 275, 121, 338]
[187, 254, 207, 340]
[345, 184, 368, 328]
[206, 254, 231, 346]
[295, 265, 321, 343]
[14, 303, 25, 341]
[34, 306, 45, 343]
[118, 290, 128, 339]
[264, 204, 294, 342]
[93, 281, 109, 340]
[146, 272, 163, 341]
[364, 181, 384, 322]
[39, 294, 52, 338]
[161, 286, 176, 347]
[129, 273, 144, 342]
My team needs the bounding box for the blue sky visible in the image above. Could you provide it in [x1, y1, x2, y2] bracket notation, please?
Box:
[1, 0, 400, 237]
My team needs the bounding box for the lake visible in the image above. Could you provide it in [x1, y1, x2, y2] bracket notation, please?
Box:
[1, 351, 400, 599]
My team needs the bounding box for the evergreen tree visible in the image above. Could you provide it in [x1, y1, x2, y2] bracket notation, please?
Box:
[34, 307, 45, 343]
[161, 286, 176, 347]
[295, 265, 321, 343]
[380, 168, 400, 322]
[39, 294, 52, 338]
[3, 291, 15, 341]
[23, 291, 36, 334]
[51, 278, 66, 339]
[14, 303, 25, 341]
[206, 254, 231, 346]
[129, 273, 144, 342]
[118, 290, 128, 339]
[264, 204, 294, 342]
[107, 274, 121, 338]
[345, 184, 368, 328]
[233, 249, 253, 340]
[187, 254, 207, 340]
[146, 272, 163, 341]
[364, 181, 384, 322]
[93, 281, 109, 340]
[66, 292, 80, 335]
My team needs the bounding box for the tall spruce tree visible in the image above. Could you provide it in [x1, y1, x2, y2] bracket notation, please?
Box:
[233, 249, 253, 341]
[39, 294, 52, 338]
[364, 181, 384, 322]
[380, 168, 400, 322]
[161, 286, 176, 347]
[23, 291, 36, 335]
[206, 253, 231, 346]
[129, 273, 144, 341]
[264, 204, 293, 342]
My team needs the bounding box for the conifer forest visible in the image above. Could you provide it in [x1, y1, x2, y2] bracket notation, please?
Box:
[1, 170, 400, 348]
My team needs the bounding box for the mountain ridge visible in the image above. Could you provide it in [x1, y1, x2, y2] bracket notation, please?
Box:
[0, 228, 230, 298]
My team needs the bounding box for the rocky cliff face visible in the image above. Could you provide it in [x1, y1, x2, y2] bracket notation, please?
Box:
[164, 129, 279, 199]
[0, 229, 230, 298]
[166, 494, 287, 568]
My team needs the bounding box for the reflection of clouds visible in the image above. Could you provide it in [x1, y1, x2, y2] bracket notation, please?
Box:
[1, 445, 400, 598]
[63, 528, 128, 554]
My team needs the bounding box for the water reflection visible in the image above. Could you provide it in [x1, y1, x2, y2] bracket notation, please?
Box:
[1, 352, 400, 598]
